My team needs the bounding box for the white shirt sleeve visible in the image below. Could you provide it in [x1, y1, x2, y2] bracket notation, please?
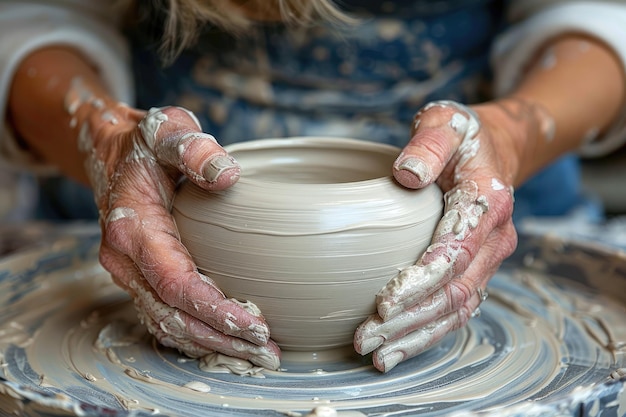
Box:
[0, 1, 133, 171]
[492, 1, 626, 157]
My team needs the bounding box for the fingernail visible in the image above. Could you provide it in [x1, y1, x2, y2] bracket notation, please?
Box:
[395, 158, 431, 183]
[203, 155, 237, 183]
[252, 352, 280, 370]
[358, 336, 385, 355]
[381, 351, 404, 372]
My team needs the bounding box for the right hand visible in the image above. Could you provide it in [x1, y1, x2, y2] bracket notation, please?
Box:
[79, 101, 281, 370]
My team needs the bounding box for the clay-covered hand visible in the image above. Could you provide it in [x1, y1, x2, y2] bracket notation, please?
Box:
[79, 100, 280, 370]
[354, 99, 526, 372]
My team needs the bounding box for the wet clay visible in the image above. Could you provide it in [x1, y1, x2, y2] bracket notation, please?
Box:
[172, 138, 444, 351]
[1, 232, 625, 417]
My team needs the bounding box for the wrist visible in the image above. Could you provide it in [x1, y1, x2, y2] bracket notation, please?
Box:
[471, 98, 540, 186]
[501, 96, 558, 185]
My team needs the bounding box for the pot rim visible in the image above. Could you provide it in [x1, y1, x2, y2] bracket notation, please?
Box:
[224, 136, 403, 190]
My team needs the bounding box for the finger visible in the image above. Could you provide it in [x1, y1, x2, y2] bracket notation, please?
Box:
[376, 177, 515, 320]
[354, 219, 515, 355]
[101, 166, 271, 346]
[139, 106, 240, 191]
[101, 242, 281, 368]
[355, 287, 450, 355]
[371, 291, 482, 373]
[357, 280, 486, 357]
[393, 101, 480, 189]
[126, 268, 281, 370]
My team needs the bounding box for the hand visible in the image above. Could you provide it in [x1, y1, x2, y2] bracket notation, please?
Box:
[81, 102, 280, 369]
[354, 100, 523, 372]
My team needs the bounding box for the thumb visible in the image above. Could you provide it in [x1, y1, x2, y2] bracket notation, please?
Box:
[393, 100, 479, 189]
[141, 106, 240, 191]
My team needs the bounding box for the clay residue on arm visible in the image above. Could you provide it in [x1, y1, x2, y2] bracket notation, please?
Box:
[498, 34, 625, 185]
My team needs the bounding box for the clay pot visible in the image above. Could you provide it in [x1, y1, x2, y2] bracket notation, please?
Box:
[172, 137, 443, 351]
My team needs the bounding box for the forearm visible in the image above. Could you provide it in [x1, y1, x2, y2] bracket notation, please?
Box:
[488, 34, 624, 185]
[8, 47, 124, 184]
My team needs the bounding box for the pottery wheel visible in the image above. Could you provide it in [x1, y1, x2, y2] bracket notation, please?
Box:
[1, 230, 625, 417]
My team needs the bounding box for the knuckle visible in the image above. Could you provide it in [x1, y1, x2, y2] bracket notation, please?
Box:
[477, 179, 513, 222]
[161, 105, 192, 121]
[102, 211, 137, 253]
[412, 138, 451, 168]
[97, 246, 136, 291]
[488, 219, 518, 261]
[407, 114, 462, 159]
[501, 223, 519, 257]
[492, 187, 515, 221]
[415, 102, 458, 126]
[98, 245, 115, 270]
[447, 280, 473, 312]
[102, 225, 125, 252]
[161, 106, 202, 131]
[154, 275, 184, 309]
[474, 181, 516, 234]
[455, 302, 475, 328]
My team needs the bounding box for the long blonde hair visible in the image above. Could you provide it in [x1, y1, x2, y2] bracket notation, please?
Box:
[121, 0, 354, 63]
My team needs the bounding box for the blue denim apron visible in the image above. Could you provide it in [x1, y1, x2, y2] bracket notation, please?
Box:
[37, 0, 599, 222]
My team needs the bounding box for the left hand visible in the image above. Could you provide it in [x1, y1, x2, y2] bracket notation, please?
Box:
[354, 99, 524, 372]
